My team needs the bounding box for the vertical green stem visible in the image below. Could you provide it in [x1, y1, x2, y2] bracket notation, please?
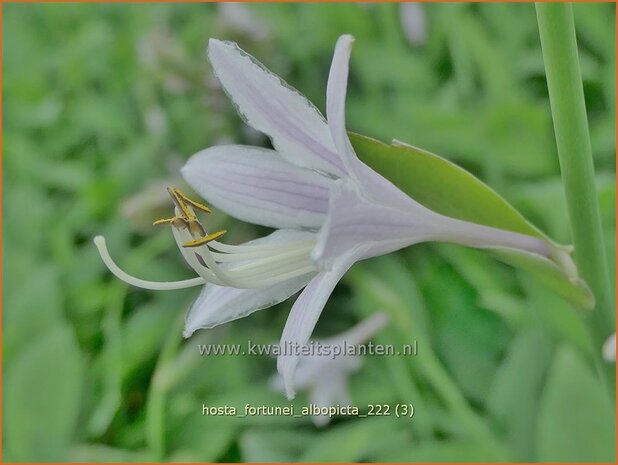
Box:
[536, 4, 614, 348]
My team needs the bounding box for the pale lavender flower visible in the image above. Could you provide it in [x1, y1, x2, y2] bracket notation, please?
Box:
[218, 3, 270, 40]
[603, 332, 615, 362]
[270, 313, 390, 426]
[95, 35, 573, 398]
[400, 2, 427, 47]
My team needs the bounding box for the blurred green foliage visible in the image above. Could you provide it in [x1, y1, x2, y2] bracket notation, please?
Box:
[3, 2, 615, 462]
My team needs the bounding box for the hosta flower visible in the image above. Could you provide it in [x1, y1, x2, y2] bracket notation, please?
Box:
[400, 2, 427, 47]
[603, 332, 615, 362]
[270, 312, 390, 426]
[96, 34, 568, 398]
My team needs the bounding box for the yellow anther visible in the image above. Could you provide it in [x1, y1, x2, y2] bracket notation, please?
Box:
[176, 190, 212, 214]
[154, 187, 215, 225]
[182, 230, 227, 248]
[153, 187, 226, 248]
[153, 217, 175, 226]
[167, 187, 196, 221]
[153, 217, 188, 229]
[167, 187, 212, 219]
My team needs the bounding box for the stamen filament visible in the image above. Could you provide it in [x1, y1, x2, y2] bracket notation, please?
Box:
[183, 230, 227, 247]
[232, 257, 314, 278]
[208, 239, 316, 254]
[244, 264, 316, 284]
[210, 244, 314, 263]
[195, 242, 315, 288]
[181, 246, 313, 287]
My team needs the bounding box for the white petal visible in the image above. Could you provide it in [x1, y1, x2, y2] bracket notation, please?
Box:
[183, 274, 312, 337]
[337, 355, 363, 377]
[208, 39, 345, 177]
[292, 356, 337, 390]
[182, 145, 331, 229]
[326, 34, 358, 176]
[326, 35, 419, 211]
[308, 372, 348, 427]
[276, 253, 359, 399]
[269, 355, 329, 393]
[603, 333, 616, 362]
[322, 312, 390, 347]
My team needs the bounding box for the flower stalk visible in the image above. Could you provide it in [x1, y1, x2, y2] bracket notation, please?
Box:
[536, 3, 614, 347]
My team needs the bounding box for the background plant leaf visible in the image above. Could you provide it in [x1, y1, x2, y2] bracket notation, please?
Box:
[536, 344, 616, 462]
[4, 324, 85, 461]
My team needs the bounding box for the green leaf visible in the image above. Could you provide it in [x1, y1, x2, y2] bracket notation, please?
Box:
[240, 429, 314, 462]
[69, 445, 153, 463]
[375, 440, 508, 462]
[352, 133, 543, 236]
[419, 253, 510, 404]
[496, 249, 594, 309]
[434, 245, 525, 325]
[520, 274, 595, 355]
[487, 329, 554, 460]
[299, 418, 397, 462]
[3, 266, 64, 368]
[170, 414, 238, 462]
[536, 344, 615, 462]
[120, 299, 179, 380]
[351, 132, 594, 309]
[4, 323, 85, 461]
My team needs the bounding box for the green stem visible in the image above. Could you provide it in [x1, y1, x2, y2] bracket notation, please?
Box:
[536, 3, 614, 351]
